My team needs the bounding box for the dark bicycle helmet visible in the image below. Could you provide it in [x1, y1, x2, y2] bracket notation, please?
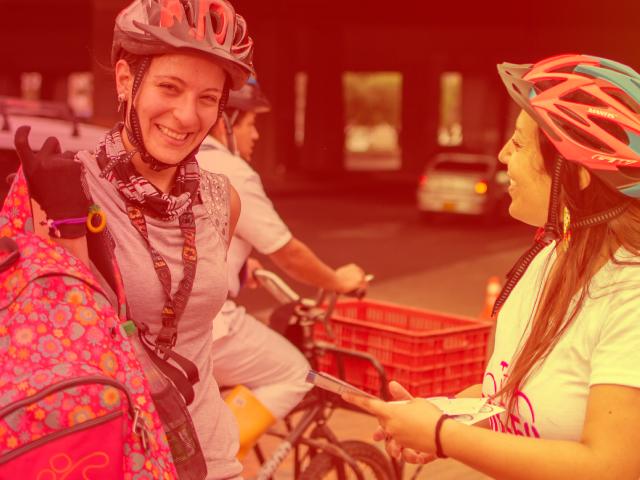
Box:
[498, 54, 640, 198]
[226, 76, 271, 115]
[112, 0, 254, 89]
[221, 75, 271, 154]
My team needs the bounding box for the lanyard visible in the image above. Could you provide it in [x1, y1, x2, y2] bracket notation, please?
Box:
[126, 203, 197, 350]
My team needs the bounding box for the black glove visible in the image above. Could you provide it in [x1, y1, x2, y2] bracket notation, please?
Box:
[14, 126, 90, 238]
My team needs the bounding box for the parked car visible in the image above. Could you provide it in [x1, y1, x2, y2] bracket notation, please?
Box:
[0, 96, 106, 204]
[416, 152, 510, 222]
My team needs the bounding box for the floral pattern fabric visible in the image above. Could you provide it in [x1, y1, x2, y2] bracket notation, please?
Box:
[0, 170, 177, 479]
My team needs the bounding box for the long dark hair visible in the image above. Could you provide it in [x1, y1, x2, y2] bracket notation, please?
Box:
[496, 125, 640, 417]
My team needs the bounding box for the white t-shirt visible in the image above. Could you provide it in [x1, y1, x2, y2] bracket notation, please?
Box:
[198, 137, 292, 298]
[483, 242, 640, 441]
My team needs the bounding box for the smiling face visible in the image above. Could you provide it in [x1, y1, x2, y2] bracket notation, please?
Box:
[498, 110, 552, 227]
[116, 52, 226, 166]
[233, 111, 259, 161]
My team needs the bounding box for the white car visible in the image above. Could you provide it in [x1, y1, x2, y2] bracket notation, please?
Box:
[0, 96, 106, 203]
[417, 152, 510, 221]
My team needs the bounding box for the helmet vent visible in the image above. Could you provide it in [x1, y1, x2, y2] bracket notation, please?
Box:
[209, 9, 223, 35]
[618, 166, 640, 179]
[588, 116, 629, 143]
[560, 90, 608, 107]
[555, 104, 589, 126]
[548, 112, 614, 153]
[549, 66, 576, 74]
[534, 78, 565, 93]
[179, 0, 195, 28]
[602, 88, 640, 114]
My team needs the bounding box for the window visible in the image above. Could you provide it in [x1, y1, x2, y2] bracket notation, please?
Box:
[68, 72, 94, 118]
[343, 72, 402, 171]
[21, 72, 42, 100]
[294, 72, 308, 147]
[438, 72, 463, 146]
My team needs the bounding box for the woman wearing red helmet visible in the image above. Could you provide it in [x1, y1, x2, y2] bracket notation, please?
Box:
[10, 0, 254, 478]
[344, 54, 640, 479]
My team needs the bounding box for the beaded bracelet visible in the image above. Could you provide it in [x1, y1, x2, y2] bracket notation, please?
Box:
[435, 414, 452, 459]
[40, 204, 107, 238]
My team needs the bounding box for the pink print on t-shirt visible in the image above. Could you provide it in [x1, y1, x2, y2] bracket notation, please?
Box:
[484, 360, 540, 438]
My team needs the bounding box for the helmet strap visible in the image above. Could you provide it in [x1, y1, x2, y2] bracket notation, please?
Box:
[572, 201, 632, 229]
[490, 156, 565, 317]
[124, 56, 182, 172]
[228, 110, 240, 126]
[221, 112, 238, 155]
[539, 156, 564, 244]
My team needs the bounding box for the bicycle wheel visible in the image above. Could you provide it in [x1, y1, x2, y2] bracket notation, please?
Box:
[299, 440, 394, 480]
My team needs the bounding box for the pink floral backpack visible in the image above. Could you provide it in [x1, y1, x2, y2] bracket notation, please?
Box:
[0, 172, 177, 479]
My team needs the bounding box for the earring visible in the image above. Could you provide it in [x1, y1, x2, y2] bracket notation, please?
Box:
[561, 206, 572, 251]
[117, 93, 126, 113]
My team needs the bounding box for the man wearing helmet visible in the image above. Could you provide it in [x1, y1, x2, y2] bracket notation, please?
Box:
[222, 76, 270, 162]
[198, 76, 368, 456]
[343, 54, 640, 479]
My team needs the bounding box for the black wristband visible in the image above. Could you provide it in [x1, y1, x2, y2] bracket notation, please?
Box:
[435, 414, 452, 459]
[55, 222, 88, 239]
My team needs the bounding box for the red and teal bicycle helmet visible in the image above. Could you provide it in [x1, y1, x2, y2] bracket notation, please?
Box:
[492, 54, 640, 317]
[498, 54, 640, 198]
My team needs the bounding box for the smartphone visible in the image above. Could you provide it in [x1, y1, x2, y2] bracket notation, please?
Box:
[305, 370, 378, 399]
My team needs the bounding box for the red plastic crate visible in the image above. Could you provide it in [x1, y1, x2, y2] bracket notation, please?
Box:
[313, 299, 492, 398]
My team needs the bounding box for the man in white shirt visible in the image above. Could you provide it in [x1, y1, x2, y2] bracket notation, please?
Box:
[198, 76, 367, 457]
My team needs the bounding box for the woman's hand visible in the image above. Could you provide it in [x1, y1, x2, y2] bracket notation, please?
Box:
[373, 381, 437, 464]
[343, 382, 444, 455]
[14, 126, 90, 238]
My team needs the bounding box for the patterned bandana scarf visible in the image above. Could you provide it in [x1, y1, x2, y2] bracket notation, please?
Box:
[97, 123, 200, 221]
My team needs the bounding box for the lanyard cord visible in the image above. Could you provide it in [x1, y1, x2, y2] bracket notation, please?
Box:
[126, 204, 197, 351]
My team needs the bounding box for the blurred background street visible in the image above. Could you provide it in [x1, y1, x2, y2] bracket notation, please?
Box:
[239, 185, 533, 318]
[2, 1, 636, 478]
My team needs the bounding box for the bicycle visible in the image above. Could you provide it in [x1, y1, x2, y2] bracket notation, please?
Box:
[232, 269, 420, 480]
[225, 269, 436, 480]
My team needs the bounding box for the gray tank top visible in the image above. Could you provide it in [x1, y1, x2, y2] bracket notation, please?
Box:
[78, 151, 242, 479]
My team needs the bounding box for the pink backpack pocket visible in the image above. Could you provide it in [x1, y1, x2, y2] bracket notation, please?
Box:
[0, 370, 136, 479]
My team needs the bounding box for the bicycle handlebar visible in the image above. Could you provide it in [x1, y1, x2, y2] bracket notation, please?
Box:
[252, 269, 300, 304]
[252, 270, 372, 338]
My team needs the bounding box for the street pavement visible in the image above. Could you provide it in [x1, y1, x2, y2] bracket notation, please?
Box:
[235, 188, 534, 479]
[238, 188, 534, 317]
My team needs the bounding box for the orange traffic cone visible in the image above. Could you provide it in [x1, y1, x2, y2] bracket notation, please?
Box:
[479, 276, 502, 320]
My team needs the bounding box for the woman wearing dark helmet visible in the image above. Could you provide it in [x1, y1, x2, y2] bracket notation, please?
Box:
[10, 0, 254, 478]
[344, 54, 640, 479]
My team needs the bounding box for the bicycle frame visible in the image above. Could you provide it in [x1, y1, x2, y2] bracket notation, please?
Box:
[254, 390, 367, 480]
[249, 269, 408, 479]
